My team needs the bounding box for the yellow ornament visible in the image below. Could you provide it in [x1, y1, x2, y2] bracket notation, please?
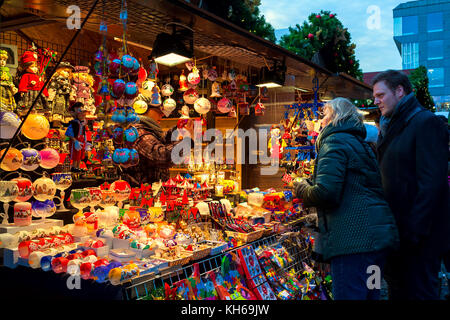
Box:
[133, 100, 148, 114]
[22, 114, 50, 140]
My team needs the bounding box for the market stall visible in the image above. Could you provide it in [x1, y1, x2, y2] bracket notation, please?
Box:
[0, 0, 372, 300]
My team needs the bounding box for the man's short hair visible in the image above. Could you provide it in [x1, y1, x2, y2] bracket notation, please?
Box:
[372, 70, 413, 95]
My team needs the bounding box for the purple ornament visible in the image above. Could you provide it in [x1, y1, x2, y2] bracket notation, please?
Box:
[112, 79, 126, 99]
[109, 59, 121, 76]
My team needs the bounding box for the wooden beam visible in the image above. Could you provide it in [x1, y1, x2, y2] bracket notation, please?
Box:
[0, 14, 54, 32]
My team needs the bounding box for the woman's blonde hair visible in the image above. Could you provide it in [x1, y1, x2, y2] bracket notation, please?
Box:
[325, 97, 364, 126]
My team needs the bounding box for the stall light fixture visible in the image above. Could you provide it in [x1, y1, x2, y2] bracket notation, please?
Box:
[257, 61, 286, 88]
[149, 27, 193, 67]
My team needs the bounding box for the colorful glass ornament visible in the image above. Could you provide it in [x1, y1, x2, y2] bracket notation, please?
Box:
[162, 98, 177, 117]
[11, 177, 34, 202]
[0, 112, 21, 139]
[161, 83, 174, 97]
[188, 66, 201, 85]
[179, 70, 188, 92]
[22, 114, 50, 140]
[39, 148, 60, 169]
[33, 176, 56, 202]
[20, 147, 41, 171]
[0, 148, 23, 171]
[183, 88, 199, 105]
[194, 97, 211, 115]
[217, 98, 232, 114]
[133, 100, 148, 114]
[210, 82, 222, 98]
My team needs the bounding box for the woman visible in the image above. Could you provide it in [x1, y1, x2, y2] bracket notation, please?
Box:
[295, 98, 399, 300]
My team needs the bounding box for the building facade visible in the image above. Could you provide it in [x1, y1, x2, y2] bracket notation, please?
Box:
[394, 0, 450, 111]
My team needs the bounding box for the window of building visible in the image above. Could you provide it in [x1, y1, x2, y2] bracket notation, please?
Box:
[394, 17, 402, 36]
[428, 68, 444, 87]
[428, 12, 443, 32]
[402, 16, 418, 35]
[428, 40, 444, 60]
[402, 42, 419, 69]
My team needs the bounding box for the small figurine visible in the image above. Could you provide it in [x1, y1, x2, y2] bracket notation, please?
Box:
[71, 66, 96, 118]
[47, 62, 74, 124]
[268, 125, 286, 161]
[17, 49, 49, 116]
[0, 50, 18, 112]
[65, 102, 88, 172]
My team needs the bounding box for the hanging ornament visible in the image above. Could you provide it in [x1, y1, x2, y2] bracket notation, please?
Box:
[228, 69, 236, 81]
[217, 97, 232, 113]
[207, 67, 218, 81]
[179, 70, 189, 92]
[133, 100, 148, 114]
[109, 59, 121, 76]
[112, 79, 126, 99]
[188, 66, 201, 85]
[141, 79, 155, 96]
[150, 85, 162, 106]
[194, 97, 211, 115]
[0, 148, 23, 171]
[161, 83, 174, 97]
[0, 112, 21, 139]
[39, 147, 60, 169]
[183, 88, 199, 105]
[162, 98, 177, 117]
[228, 106, 237, 118]
[185, 61, 195, 71]
[33, 176, 57, 202]
[20, 147, 41, 171]
[148, 60, 159, 81]
[255, 102, 265, 116]
[210, 82, 222, 98]
[124, 82, 138, 99]
[11, 176, 34, 202]
[22, 114, 50, 140]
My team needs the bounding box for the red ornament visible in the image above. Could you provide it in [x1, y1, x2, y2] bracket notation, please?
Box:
[349, 59, 354, 65]
[329, 14, 335, 18]
[316, 15, 321, 19]
[307, 33, 314, 39]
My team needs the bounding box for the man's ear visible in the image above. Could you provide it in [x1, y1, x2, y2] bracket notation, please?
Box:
[395, 85, 406, 99]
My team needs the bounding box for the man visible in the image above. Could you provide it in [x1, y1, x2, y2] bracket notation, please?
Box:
[372, 70, 450, 300]
[121, 103, 193, 187]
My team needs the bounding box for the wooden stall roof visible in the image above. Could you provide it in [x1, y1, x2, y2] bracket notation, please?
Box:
[1, 0, 373, 99]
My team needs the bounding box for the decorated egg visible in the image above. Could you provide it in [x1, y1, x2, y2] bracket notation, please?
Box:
[124, 127, 139, 143]
[162, 98, 176, 117]
[121, 55, 134, 69]
[194, 97, 211, 115]
[11, 177, 34, 202]
[112, 126, 124, 144]
[124, 82, 138, 99]
[112, 79, 126, 99]
[188, 70, 200, 85]
[0, 148, 23, 171]
[0, 112, 21, 139]
[22, 114, 50, 140]
[33, 176, 56, 201]
[108, 59, 121, 76]
[183, 88, 199, 105]
[132, 57, 140, 71]
[20, 148, 41, 171]
[109, 179, 131, 202]
[129, 149, 139, 166]
[161, 83, 174, 97]
[133, 100, 148, 114]
[39, 148, 60, 169]
[217, 98, 232, 113]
